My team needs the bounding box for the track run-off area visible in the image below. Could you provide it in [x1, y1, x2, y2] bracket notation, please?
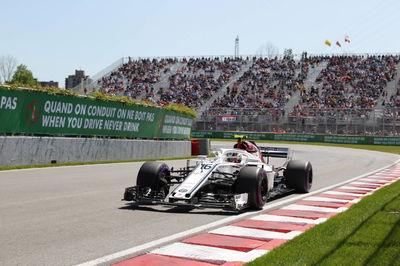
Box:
[0, 141, 398, 266]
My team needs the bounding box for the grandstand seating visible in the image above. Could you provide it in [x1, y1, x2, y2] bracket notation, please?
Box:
[84, 54, 400, 136]
[300, 55, 399, 109]
[98, 58, 177, 99]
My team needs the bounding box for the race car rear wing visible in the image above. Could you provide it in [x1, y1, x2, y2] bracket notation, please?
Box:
[259, 147, 292, 164]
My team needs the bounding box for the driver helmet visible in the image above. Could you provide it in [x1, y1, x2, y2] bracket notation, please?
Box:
[226, 152, 242, 163]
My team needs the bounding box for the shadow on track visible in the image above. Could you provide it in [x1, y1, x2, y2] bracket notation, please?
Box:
[118, 190, 301, 216]
[118, 203, 235, 216]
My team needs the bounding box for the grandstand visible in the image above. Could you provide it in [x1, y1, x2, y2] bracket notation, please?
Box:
[73, 54, 400, 136]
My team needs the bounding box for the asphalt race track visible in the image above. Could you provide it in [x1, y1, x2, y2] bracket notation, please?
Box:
[0, 141, 398, 266]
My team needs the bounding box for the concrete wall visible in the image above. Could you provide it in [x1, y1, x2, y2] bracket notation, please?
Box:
[0, 136, 191, 166]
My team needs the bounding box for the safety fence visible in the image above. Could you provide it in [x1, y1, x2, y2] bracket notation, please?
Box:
[0, 87, 193, 140]
[192, 130, 400, 146]
[196, 107, 400, 136]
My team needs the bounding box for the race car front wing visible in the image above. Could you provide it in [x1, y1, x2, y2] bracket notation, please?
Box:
[123, 186, 249, 211]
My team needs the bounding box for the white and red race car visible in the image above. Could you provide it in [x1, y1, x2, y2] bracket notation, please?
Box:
[123, 138, 313, 211]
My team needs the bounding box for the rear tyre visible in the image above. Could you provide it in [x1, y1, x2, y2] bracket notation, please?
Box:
[136, 161, 170, 196]
[285, 160, 313, 193]
[235, 166, 269, 209]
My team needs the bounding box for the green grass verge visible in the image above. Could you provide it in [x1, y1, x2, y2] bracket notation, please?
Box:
[247, 181, 400, 266]
[0, 156, 197, 171]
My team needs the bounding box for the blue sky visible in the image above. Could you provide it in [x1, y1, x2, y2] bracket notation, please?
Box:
[1, 0, 400, 87]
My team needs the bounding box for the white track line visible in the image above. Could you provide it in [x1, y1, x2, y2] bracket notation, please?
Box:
[250, 214, 327, 224]
[350, 181, 384, 186]
[380, 172, 400, 175]
[75, 158, 400, 266]
[151, 242, 267, 263]
[210, 225, 302, 240]
[373, 172, 400, 175]
[282, 204, 347, 213]
[340, 186, 375, 191]
[358, 178, 392, 184]
[304, 196, 351, 203]
[323, 191, 369, 197]
[368, 175, 399, 179]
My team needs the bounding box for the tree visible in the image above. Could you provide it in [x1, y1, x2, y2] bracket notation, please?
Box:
[283, 48, 293, 60]
[255, 42, 279, 58]
[0, 55, 18, 84]
[10, 64, 38, 86]
[265, 42, 279, 58]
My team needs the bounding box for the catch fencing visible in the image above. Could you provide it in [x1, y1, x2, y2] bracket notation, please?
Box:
[195, 107, 400, 137]
[192, 130, 400, 146]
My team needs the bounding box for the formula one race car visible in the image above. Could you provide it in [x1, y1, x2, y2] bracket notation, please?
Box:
[123, 138, 313, 211]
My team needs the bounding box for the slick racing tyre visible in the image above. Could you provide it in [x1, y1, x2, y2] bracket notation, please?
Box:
[285, 160, 313, 193]
[136, 161, 170, 196]
[235, 166, 269, 209]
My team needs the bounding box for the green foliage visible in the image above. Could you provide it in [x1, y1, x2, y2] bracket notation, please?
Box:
[3, 83, 77, 96]
[283, 48, 293, 59]
[0, 84, 197, 117]
[90, 92, 156, 107]
[10, 64, 38, 86]
[163, 103, 197, 118]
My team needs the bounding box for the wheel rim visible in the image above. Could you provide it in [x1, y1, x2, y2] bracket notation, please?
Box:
[307, 165, 313, 190]
[158, 169, 169, 196]
[260, 177, 268, 202]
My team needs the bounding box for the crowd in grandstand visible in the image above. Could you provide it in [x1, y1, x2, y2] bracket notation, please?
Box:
[298, 55, 399, 110]
[98, 57, 176, 98]
[157, 57, 248, 108]
[92, 54, 400, 135]
[210, 57, 305, 110]
[205, 57, 313, 121]
[385, 84, 400, 107]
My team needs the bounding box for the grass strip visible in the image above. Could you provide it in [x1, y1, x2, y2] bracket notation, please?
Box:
[0, 156, 197, 171]
[247, 180, 400, 266]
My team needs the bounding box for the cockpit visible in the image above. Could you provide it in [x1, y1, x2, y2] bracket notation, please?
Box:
[224, 152, 242, 163]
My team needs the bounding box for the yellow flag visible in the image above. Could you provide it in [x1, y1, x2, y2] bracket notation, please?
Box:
[325, 40, 331, 46]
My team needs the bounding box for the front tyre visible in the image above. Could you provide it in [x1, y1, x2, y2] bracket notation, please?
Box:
[285, 160, 313, 193]
[235, 166, 269, 209]
[136, 161, 170, 196]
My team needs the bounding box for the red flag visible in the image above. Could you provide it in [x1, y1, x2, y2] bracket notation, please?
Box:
[345, 35, 351, 43]
[336, 41, 342, 47]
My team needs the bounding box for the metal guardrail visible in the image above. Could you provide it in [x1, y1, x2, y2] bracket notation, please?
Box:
[195, 107, 400, 136]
